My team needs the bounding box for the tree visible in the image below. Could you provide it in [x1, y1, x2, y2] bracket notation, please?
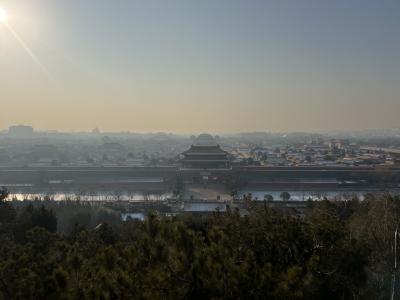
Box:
[264, 194, 274, 201]
[0, 201, 16, 224]
[0, 187, 9, 201]
[0, 194, 392, 298]
[31, 205, 57, 233]
[14, 205, 57, 243]
[280, 191, 291, 201]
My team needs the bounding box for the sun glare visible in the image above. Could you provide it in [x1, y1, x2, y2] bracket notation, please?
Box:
[0, 8, 8, 23]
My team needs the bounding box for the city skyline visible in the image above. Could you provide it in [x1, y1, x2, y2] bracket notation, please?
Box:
[1, 0, 399, 133]
[3, 123, 400, 135]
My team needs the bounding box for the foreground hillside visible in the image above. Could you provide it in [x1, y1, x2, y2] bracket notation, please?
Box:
[0, 194, 399, 299]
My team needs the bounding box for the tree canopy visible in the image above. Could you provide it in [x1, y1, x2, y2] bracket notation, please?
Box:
[0, 195, 399, 299]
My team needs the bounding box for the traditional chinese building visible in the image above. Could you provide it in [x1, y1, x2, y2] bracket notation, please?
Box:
[180, 134, 231, 170]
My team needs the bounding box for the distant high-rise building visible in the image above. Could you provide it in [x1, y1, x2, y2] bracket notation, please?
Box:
[8, 125, 34, 136]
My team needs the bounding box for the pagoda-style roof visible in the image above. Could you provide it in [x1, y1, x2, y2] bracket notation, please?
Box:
[181, 159, 230, 163]
[182, 145, 229, 156]
[180, 134, 232, 170]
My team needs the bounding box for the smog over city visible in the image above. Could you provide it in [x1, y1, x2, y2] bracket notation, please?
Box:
[1, 1, 400, 299]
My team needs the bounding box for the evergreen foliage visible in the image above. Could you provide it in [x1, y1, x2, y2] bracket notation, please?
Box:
[0, 195, 399, 299]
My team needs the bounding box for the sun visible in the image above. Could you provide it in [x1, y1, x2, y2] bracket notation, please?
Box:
[0, 7, 8, 23]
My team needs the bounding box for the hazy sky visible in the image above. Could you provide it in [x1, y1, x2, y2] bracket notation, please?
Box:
[0, 0, 399, 133]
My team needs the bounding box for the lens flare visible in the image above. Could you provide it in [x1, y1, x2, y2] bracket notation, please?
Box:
[0, 8, 8, 23]
[0, 7, 51, 78]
